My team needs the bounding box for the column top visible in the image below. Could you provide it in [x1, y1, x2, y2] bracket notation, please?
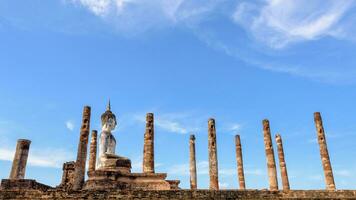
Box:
[314, 112, 322, 119]
[17, 139, 31, 144]
[83, 105, 91, 110]
[208, 118, 215, 123]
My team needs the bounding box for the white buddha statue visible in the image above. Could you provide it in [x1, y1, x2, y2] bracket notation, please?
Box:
[97, 101, 118, 169]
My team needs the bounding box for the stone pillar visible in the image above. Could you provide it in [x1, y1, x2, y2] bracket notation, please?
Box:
[88, 130, 97, 172]
[189, 134, 197, 190]
[72, 106, 91, 190]
[262, 119, 278, 191]
[314, 112, 336, 191]
[9, 139, 31, 179]
[235, 135, 246, 190]
[143, 113, 154, 173]
[275, 134, 290, 191]
[208, 118, 219, 190]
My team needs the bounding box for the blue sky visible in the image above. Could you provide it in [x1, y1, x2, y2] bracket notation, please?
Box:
[1, 0, 356, 190]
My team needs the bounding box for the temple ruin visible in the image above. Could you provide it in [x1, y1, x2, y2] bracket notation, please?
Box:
[0, 103, 355, 199]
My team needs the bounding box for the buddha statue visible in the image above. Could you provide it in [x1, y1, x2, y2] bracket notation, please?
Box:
[97, 101, 118, 168]
[97, 101, 131, 172]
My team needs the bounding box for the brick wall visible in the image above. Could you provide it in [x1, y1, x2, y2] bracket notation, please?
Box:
[1, 189, 356, 199]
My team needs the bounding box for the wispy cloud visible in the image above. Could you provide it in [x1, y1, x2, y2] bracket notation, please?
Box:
[68, 0, 356, 48]
[2, 0, 355, 85]
[233, 0, 356, 48]
[245, 168, 264, 176]
[133, 112, 203, 135]
[65, 0, 356, 83]
[155, 118, 188, 134]
[69, 0, 220, 35]
[222, 123, 243, 135]
[308, 174, 323, 181]
[219, 182, 229, 189]
[131, 156, 143, 172]
[220, 167, 264, 176]
[65, 120, 75, 131]
[307, 138, 318, 144]
[335, 169, 352, 177]
[168, 161, 209, 176]
[195, 15, 356, 84]
[0, 147, 74, 168]
[167, 160, 263, 178]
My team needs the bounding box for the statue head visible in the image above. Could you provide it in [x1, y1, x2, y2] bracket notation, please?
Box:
[101, 101, 117, 132]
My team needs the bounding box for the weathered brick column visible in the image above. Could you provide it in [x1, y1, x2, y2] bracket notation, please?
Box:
[59, 161, 75, 189]
[72, 106, 91, 190]
[189, 134, 197, 190]
[143, 113, 154, 173]
[275, 134, 290, 190]
[88, 130, 97, 172]
[9, 139, 31, 179]
[263, 119, 278, 191]
[208, 118, 219, 190]
[235, 135, 246, 190]
[314, 112, 336, 191]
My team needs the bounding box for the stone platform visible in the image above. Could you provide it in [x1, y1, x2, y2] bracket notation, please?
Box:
[85, 170, 179, 190]
[85, 154, 179, 190]
[0, 179, 52, 191]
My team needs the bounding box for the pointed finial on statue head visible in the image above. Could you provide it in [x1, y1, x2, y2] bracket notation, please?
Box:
[107, 99, 111, 111]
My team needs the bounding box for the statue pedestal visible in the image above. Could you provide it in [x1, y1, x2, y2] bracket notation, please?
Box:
[84, 155, 180, 190]
[99, 154, 132, 174]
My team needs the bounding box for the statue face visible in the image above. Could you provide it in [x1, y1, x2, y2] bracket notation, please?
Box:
[102, 117, 116, 132]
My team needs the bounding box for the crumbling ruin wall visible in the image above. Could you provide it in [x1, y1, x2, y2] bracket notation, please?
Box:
[1, 190, 356, 199]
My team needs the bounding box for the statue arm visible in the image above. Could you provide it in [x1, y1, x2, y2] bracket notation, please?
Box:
[99, 133, 110, 156]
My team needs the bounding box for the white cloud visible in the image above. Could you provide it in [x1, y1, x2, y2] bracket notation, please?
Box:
[168, 161, 209, 175]
[131, 157, 142, 172]
[308, 174, 323, 181]
[219, 182, 229, 189]
[220, 168, 235, 176]
[225, 123, 242, 134]
[0, 147, 74, 168]
[133, 112, 203, 135]
[130, 156, 163, 172]
[335, 169, 352, 177]
[307, 138, 318, 144]
[156, 119, 188, 134]
[66, 0, 356, 83]
[245, 168, 264, 176]
[219, 168, 264, 176]
[167, 163, 189, 175]
[233, 0, 356, 48]
[71, 0, 130, 16]
[66, 120, 75, 131]
[69, 0, 356, 47]
[0, 148, 14, 161]
[69, 0, 220, 34]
